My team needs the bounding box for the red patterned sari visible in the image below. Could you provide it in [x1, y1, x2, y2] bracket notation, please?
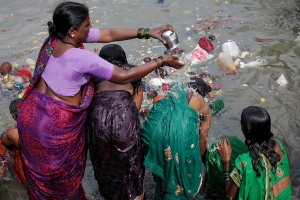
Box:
[17, 36, 94, 199]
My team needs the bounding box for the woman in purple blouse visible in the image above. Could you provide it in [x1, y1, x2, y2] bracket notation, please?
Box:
[15, 1, 183, 199]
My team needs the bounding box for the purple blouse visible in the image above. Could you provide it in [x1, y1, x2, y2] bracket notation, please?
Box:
[41, 28, 114, 96]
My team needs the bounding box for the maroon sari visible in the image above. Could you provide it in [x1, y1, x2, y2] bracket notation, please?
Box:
[17, 36, 94, 199]
[86, 90, 144, 200]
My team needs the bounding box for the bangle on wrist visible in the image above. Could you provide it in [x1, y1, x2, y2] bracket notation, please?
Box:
[153, 58, 162, 68]
[144, 28, 150, 39]
[137, 28, 144, 39]
[153, 56, 165, 68]
[158, 56, 164, 66]
[222, 171, 230, 180]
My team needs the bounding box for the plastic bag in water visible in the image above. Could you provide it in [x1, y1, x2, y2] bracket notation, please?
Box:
[276, 74, 288, 86]
[239, 58, 267, 68]
[185, 44, 214, 67]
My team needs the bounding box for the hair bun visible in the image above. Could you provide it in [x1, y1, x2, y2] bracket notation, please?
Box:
[47, 21, 57, 35]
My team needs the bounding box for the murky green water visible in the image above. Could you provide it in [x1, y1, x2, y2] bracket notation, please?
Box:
[1, 0, 299, 199]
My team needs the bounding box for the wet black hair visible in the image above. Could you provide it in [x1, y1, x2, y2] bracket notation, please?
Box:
[187, 77, 212, 97]
[9, 98, 22, 121]
[47, 1, 89, 38]
[241, 106, 280, 177]
[99, 44, 128, 66]
[99, 44, 141, 94]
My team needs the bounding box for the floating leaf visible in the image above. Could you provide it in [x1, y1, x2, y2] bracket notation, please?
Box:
[183, 10, 192, 15]
[37, 32, 48, 35]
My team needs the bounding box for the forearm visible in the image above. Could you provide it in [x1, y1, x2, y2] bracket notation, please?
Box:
[223, 161, 232, 194]
[98, 28, 140, 43]
[219, 139, 238, 199]
[110, 59, 160, 84]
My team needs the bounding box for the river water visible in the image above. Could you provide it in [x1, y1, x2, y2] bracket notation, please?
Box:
[0, 0, 299, 199]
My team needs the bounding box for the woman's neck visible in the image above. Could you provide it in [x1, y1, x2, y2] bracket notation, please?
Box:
[59, 38, 77, 48]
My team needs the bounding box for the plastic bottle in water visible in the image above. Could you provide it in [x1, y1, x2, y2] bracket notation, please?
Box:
[216, 52, 237, 74]
[209, 99, 224, 114]
[222, 41, 241, 58]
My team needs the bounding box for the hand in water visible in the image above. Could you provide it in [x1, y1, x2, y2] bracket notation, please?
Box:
[163, 55, 185, 69]
[218, 138, 232, 162]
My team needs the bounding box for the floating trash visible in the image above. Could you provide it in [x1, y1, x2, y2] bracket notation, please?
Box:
[208, 35, 216, 41]
[239, 57, 267, 68]
[198, 37, 214, 53]
[259, 97, 266, 103]
[37, 32, 48, 35]
[149, 78, 165, 88]
[25, 58, 35, 68]
[240, 51, 249, 59]
[276, 74, 288, 87]
[185, 44, 214, 67]
[209, 99, 224, 114]
[216, 52, 237, 74]
[222, 41, 241, 58]
[0, 62, 12, 76]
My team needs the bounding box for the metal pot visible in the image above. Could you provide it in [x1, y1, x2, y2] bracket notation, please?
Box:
[161, 30, 180, 50]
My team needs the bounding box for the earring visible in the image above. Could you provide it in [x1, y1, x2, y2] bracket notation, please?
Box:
[71, 34, 75, 38]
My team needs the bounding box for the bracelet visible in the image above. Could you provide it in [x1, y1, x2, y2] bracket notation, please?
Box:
[144, 28, 150, 39]
[137, 28, 144, 39]
[158, 56, 164, 66]
[153, 58, 162, 68]
[222, 171, 230, 180]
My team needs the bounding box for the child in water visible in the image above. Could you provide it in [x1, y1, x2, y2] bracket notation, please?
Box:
[0, 98, 26, 186]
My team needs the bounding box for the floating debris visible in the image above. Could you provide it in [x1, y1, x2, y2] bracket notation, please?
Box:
[276, 74, 288, 87]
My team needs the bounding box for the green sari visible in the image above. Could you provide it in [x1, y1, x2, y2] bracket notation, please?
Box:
[205, 137, 291, 200]
[142, 84, 203, 200]
[230, 138, 292, 200]
[205, 136, 248, 199]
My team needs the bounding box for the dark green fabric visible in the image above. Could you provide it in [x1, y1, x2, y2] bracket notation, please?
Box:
[209, 99, 224, 114]
[205, 136, 248, 198]
[142, 83, 203, 200]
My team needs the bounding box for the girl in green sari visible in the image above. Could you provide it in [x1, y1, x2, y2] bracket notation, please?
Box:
[218, 106, 292, 200]
[142, 78, 212, 200]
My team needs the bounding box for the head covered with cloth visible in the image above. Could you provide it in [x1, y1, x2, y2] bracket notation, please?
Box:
[142, 81, 210, 200]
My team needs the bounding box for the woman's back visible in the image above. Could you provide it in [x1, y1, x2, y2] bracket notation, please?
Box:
[231, 138, 291, 200]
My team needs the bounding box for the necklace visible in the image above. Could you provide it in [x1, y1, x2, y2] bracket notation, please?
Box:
[60, 39, 77, 48]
